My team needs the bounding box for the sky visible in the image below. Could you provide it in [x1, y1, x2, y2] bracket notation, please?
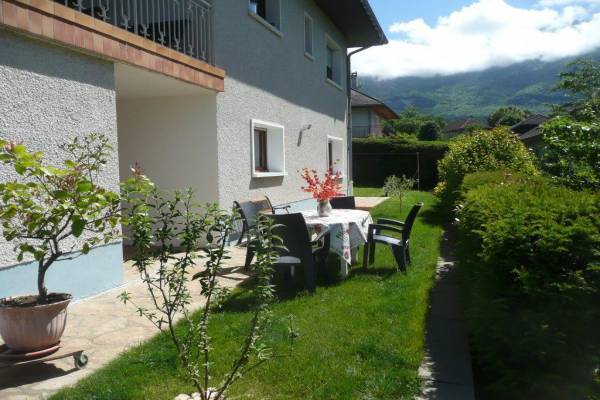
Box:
[353, 0, 600, 79]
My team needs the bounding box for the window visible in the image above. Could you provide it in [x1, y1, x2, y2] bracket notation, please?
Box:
[254, 128, 268, 172]
[327, 136, 344, 178]
[325, 35, 342, 88]
[249, 0, 281, 32]
[304, 13, 313, 58]
[251, 119, 286, 178]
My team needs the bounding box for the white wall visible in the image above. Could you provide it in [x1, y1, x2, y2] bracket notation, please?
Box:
[0, 29, 120, 267]
[212, 0, 349, 207]
[117, 94, 219, 204]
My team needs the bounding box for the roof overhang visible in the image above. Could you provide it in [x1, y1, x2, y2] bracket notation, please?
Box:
[314, 0, 388, 47]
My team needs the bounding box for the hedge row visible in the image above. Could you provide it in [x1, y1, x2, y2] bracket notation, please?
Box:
[352, 138, 448, 190]
[457, 172, 600, 399]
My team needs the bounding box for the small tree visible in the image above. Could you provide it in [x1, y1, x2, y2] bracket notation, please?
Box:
[0, 134, 121, 304]
[120, 172, 293, 400]
[554, 58, 600, 121]
[488, 106, 527, 127]
[383, 175, 415, 211]
[418, 121, 441, 141]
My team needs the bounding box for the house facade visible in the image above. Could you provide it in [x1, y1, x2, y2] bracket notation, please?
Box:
[351, 89, 398, 137]
[0, 0, 386, 299]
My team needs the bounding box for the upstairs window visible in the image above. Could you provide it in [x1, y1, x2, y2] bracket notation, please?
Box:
[325, 35, 342, 87]
[304, 13, 314, 58]
[249, 0, 281, 31]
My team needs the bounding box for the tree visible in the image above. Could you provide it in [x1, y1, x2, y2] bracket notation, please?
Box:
[488, 106, 527, 127]
[0, 134, 121, 304]
[539, 58, 600, 191]
[541, 117, 600, 191]
[554, 58, 600, 122]
[120, 174, 296, 400]
[418, 121, 441, 141]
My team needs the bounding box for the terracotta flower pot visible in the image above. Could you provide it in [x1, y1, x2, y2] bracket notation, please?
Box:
[0, 294, 71, 352]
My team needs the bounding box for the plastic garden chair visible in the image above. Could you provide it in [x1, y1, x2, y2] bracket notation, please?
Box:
[363, 203, 423, 272]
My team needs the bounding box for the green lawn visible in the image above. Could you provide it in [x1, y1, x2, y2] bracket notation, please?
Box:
[52, 192, 443, 400]
[353, 186, 385, 197]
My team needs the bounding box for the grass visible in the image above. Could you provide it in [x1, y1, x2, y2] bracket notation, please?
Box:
[353, 186, 385, 197]
[52, 191, 443, 400]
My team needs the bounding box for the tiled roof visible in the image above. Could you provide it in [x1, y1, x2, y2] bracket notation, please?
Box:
[351, 89, 399, 119]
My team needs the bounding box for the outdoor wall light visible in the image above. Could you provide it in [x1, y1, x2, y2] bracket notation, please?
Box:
[301, 124, 313, 133]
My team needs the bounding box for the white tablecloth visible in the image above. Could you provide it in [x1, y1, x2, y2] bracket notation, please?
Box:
[301, 209, 373, 265]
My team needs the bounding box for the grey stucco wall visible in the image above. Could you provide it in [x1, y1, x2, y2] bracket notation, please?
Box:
[0, 29, 121, 268]
[212, 0, 349, 207]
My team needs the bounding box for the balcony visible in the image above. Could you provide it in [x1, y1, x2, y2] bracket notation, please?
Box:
[53, 0, 214, 64]
[352, 124, 393, 138]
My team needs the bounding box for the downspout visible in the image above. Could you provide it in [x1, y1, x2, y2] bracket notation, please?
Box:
[346, 46, 371, 195]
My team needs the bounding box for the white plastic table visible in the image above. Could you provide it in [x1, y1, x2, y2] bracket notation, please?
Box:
[301, 209, 373, 277]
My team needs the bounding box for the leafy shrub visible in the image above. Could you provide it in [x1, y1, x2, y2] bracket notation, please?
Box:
[457, 179, 600, 399]
[435, 127, 538, 205]
[541, 116, 600, 191]
[352, 137, 449, 190]
[459, 170, 550, 198]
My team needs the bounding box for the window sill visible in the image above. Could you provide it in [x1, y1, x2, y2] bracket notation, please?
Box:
[304, 52, 315, 62]
[248, 11, 283, 38]
[252, 171, 287, 178]
[326, 78, 343, 91]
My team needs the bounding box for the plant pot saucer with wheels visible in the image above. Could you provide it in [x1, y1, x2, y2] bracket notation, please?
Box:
[0, 293, 71, 353]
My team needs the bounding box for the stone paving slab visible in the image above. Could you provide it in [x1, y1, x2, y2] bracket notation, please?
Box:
[417, 231, 476, 400]
[0, 247, 249, 400]
[355, 197, 389, 211]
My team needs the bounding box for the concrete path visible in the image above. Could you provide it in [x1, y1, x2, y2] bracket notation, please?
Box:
[0, 247, 249, 400]
[355, 196, 388, 211]
[418, 231, 476, 400]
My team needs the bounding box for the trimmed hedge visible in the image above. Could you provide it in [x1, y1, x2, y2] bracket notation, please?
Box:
[457, 174, 600, 399]
[352, 137, 448, 190]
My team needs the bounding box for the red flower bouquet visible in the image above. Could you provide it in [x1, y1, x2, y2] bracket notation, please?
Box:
[300, 167, 343, 202]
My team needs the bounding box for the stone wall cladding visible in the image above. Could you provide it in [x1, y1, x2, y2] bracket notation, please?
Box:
[0, 29, 120, 267]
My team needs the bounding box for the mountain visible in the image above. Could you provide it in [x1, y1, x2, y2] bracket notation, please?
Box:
[358, 50, 600, 120]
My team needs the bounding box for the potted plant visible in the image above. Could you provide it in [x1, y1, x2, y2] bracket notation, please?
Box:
[299, 167, 343, 217]
[0, 134, 120, 353]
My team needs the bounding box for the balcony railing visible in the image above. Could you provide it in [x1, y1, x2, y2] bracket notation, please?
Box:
[54, 0, 214, 64]
[352, 125, 392, 137]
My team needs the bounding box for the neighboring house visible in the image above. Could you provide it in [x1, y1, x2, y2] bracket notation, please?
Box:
[351, 89, 399, 137]
[443, 118, 490, 137]
[511, 114, 550, 151]
[0, 0, 387, 299]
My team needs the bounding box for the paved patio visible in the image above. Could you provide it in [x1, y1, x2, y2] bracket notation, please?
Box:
[355, 196, 389, 211]
[0, 246, 249, 400]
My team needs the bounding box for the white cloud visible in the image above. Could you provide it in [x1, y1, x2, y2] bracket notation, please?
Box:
[353, 0, 600, 79]
[538, 0, 600, 6]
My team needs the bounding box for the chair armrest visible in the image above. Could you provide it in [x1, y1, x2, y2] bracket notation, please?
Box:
[273, 205, 291, 214]
[311, 230, 331, 255]
[368, 224, 404, 236]
[377, 218, 404, 227]
[310, 229, 331, 246]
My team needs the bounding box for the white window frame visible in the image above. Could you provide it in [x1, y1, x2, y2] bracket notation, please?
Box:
[327, 135, 345, 179]
[248, 0, 283, 37]
[325, 34, 343, 90]
[251, 119, 286, 178]
[304, 12, 314, 61]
